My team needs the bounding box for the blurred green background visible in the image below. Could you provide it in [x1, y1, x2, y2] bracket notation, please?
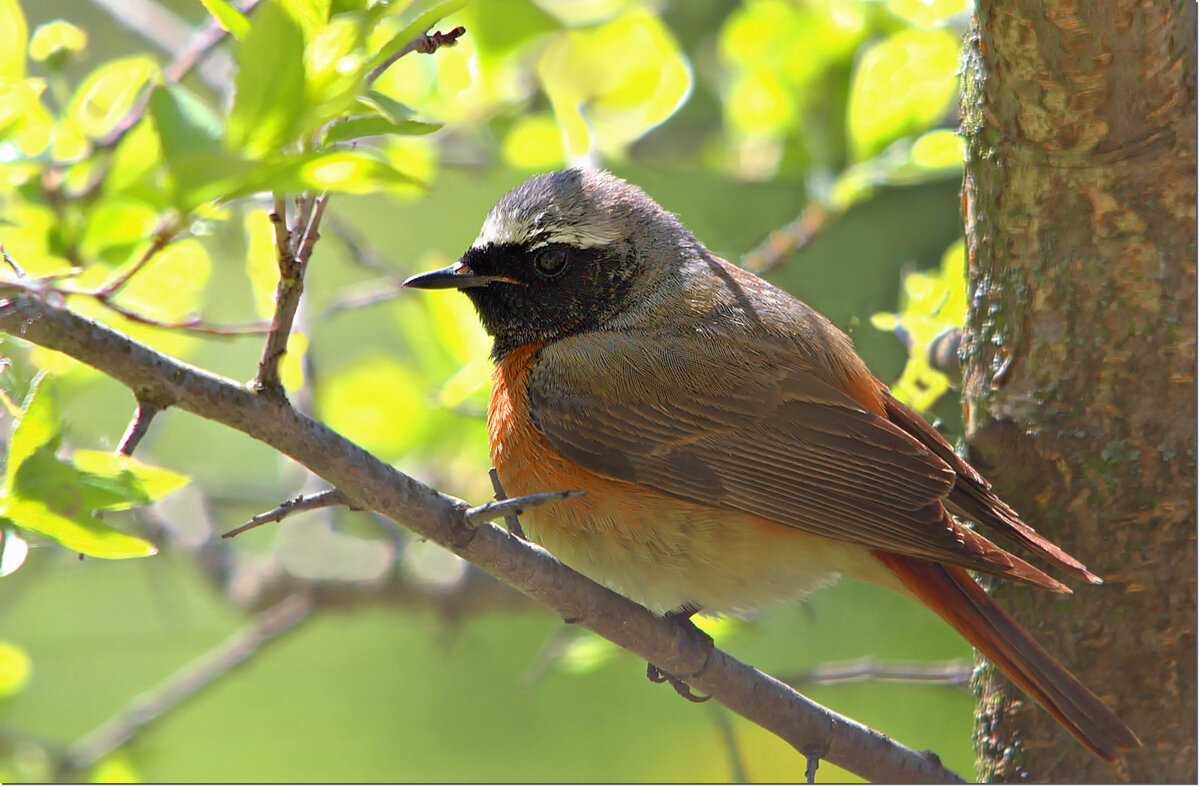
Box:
[1, 0, 978, 781]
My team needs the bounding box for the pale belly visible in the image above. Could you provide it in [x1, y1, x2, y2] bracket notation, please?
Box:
[497, 459, 895, 617]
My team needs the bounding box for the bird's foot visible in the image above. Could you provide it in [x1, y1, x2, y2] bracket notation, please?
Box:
[644, 606, 714, 703]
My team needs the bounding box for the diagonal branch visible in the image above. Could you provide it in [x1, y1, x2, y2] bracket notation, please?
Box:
[59, 592, 315, 776]
[0, 291, 965, 784]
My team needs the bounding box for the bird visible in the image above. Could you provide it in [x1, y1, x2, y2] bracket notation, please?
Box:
[403, 168, 1140, 761]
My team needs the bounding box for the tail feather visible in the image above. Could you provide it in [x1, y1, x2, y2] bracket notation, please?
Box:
[875, 551, 1141, 761]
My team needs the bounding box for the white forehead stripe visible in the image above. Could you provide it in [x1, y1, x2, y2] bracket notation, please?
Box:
[472, 209, 620, 250]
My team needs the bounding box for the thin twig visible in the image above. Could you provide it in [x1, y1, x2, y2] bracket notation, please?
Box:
[296, 193, 330, 265]
[2, 246, 26, 278]
[86, 298, 271, 336]
[117, 400, 163, 456]
[94, 228, 177, 297]
[489, 467, 526, 539]
[742, 203, 838, 275]
[321, 278, 407, 316]
[222, 488, 351, 538]
[270, 194, 290, 260]
[60, 592, 315, 776]
[464, 489, 584, 527]
[256, 193, 325, 398]
[783, 657, 974, 690]
[366, 26, 466, 85]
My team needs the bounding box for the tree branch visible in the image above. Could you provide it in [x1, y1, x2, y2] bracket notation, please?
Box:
[221, 488, 351, 538]
[59, 592, 315, 776]
[0, 291, 965, 784]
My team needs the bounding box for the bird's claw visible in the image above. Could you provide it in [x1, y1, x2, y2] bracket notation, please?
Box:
[646, 662, 711, 703]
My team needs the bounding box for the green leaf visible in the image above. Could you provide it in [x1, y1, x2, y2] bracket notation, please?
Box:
[357, 90, 416, 122]
[227, 1, 307, 155]
[197, 0, 251, 39]
[148, 82, 232, 208]
[0, 640, 30, 697]
[0, 527, 28, 577]
[295, 148, 422, 192]
[29, 20, 87, 63]
[281, 0, 332, 40]
[846, 29, 961, 160]
[149, 83, 223, 162]
[365, 0, 470, 74]
[324, 115, 441, 144]
[4, 497, 157, 559]
[4, 373, 59, 493]
[0, 0, 27, 79]
[67, 56, 159, 138]
[72, 450, 190, 510]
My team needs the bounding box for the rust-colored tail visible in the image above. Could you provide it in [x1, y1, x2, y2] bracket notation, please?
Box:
[875, 552, 1141, 761]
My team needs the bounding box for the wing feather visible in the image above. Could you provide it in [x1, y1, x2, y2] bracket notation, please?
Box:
[527, 330, 1068, 588]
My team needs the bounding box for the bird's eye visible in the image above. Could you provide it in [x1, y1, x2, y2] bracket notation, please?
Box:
[533, 246, 570, 279]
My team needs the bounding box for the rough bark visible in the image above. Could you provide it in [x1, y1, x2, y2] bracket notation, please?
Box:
[960, 0, 1196, 782]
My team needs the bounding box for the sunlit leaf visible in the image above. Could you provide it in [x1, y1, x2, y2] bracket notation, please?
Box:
[228, 1, 306, 155]
[280, 330, 308, 393]
[872, 239, 966, 411]
[357, 89, 416, 122]
[885, 0, 969, 28]
[0, 640, 30, 697]
[29, 20, 87, 63]
[847, 29, 960, 160]
[4, 373, 59, 493]
[558, 631, 620, 674]
[537, 10, 690, 156]
[502, 112, 565, 169]
[298, 149, 422, 192]
[725, 66, 795, 136]
[0, 77, 53, 156]
[0, 528, 28, 577]
[280, 0, 332, 40]
[909, 128, 963, 171]
[303, 14, 367, 129]
[533, 0, 638, 27]
[78, 198, 160, 260]
[68, 56, 159, 138]
[106, 117, 165, 200]
[90, 750, 140, 784]
[116, 239, 212, 320]
[72, 450, 191, 510]
[0, 0, 27, 79]
[316, 354, 425, 460]
[324, 115, 442, 144]
[471, 0, 558, 57]
[244, 209, 280, 319]
[3, 497, 157, 559]
[197, 0, 251, 39]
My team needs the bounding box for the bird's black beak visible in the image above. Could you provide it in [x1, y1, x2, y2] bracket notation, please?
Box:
[402, 260, 524, 290]
[402, 260, 490, 290]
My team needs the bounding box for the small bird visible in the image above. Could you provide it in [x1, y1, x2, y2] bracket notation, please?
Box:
[404, 169, 1140, 761]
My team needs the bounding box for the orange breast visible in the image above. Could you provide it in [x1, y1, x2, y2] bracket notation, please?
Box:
[485, 344, 888, 615]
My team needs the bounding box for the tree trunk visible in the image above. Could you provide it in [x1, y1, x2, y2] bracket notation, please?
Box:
[960, 0, 1196, 782]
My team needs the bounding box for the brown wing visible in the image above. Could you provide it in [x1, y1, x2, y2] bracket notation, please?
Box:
[527, 330, 1069, 590]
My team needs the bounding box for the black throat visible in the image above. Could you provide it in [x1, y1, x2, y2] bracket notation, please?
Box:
[458, 241, 639, 360]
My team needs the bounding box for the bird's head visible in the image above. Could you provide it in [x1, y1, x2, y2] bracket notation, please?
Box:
[404, 169, 701, 359]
